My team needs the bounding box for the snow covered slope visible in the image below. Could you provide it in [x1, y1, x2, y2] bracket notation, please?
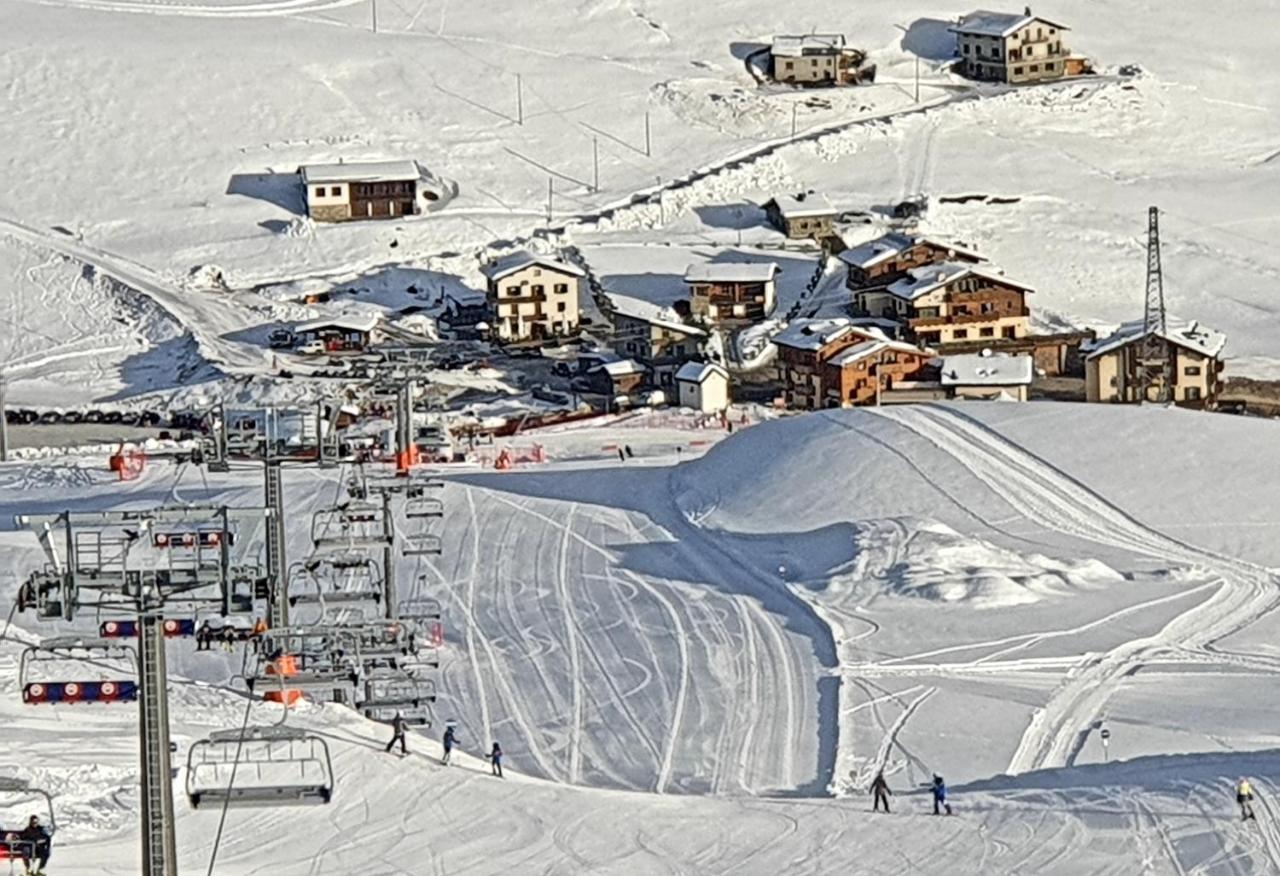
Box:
[3, 404, 1280, 873]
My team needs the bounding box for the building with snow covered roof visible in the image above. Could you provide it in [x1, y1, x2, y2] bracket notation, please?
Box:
[769, 34, 872, 86]
[481, 251, 585, 342]
[840, 233, 985, 303]
[295, 313, 380, 352]
[685, 261, 779, 326]
[763, 192, 836, 240]
[877, 262, 1033, 346]
[300, 159, 433, 222]
[584, 358, 647, 398]
[607, 295, 706, 388]
[772, 317, 936, 408]
[1085, 318, 1226, 408]
[675, 361, 730, 413]
[951, 9, 1075, 84]
[940, 350, 1034, 401]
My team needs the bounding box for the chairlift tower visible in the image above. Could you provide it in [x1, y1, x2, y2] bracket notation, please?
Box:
[1137, 206, 1173, 403]
[13, 505, 270, 876]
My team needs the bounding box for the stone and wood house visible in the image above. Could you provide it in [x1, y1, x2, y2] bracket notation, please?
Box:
[770, 34, 874, 86]
[878, 263, 1033, 346]
[300, 160, 430, 222]
[840, 233, 985, 304]
[607, 296, 706, 388]
[764, 192, 836, 240]
[1085, 319, 1226, 408]
[772, 318, 936, 409]
[951, 9, 1073, 85]
[685, 262, 779, 325]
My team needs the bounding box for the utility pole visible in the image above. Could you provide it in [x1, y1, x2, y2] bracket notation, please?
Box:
[370, 0, 377, 32]
[592, 136, 600, 192]
[914, 55, 920, 102]
[547, 177, 553, 224]
[791, 104, 798, 138]
[644, 112, 651, 157]
[0, 368, 9, 462]
[516, 74, 523, 126]
[1137, 206, 1173, 404]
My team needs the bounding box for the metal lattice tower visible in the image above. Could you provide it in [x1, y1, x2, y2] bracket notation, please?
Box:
[264, 462, 289, 628]
[137, 611, 177, 876]
[1137, 206, 1173, 403]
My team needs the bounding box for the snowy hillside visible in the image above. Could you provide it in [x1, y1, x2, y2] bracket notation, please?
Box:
[3, 404, 1280, 873]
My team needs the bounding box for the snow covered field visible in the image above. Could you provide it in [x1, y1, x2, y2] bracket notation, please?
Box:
[3, 404, 1280, 873]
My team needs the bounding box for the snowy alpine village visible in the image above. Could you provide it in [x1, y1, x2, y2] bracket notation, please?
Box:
[2, 1, 1280, 873]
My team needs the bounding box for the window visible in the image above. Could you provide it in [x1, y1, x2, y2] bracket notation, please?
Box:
[981, 302, 995, 313]
[557, 302, 566, 312]
[1003, 326, 1017, 338]
[531, 284, 544, 296]
[532, 268, 542, 276]
[1186, 386, 1202, 400]
[1030, 64, 1039, 73]
[1014, 66, 1024, 75]
[1045, 62, 1055, 72]
[1185, 365, 1202, 376]
[554, 283, 568, 294]
[962, 44, 970, 55]
[1109, 376, 1118, 387]
[507, 286, 521, 297]
[953, 329, 969, 340]
[980, 327, 995, 337]
[785, 61, 794, 70]
[314, 186, 326, 198]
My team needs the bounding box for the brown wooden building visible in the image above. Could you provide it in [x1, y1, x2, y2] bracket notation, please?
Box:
[771, 317, 935, 409]
[300, 160, 426, 222]
[840, 233, 985, 302]
[607, 296, 706, 388]
[685, 262, 779, 325]
[764, 192, 836, 240]
[877, 263, 1032, 346]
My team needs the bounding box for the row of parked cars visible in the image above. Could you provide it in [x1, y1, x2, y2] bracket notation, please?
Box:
[3, 408, 206, 429]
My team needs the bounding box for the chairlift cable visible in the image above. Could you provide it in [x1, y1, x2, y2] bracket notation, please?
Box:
[203, 692, 255, 876]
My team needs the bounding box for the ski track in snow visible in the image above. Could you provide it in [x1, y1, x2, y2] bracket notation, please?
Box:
[863, 405, 1280, 776]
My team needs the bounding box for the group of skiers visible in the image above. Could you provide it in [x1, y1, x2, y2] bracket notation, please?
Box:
[0, 815, 52, 875]
[384, 714, 503, 777]
[868, 771, 950, 816]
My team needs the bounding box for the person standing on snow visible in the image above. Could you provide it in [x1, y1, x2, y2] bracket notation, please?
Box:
[489, 742, 504, 778]
[1238, 777, 1257, 821]
[870, 771, 892, 813]
[441, 724, 458, 765]
[932, 775, 952, 815]
[384, 712, 408, 756]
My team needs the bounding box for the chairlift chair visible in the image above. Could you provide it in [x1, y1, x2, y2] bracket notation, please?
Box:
[100, 618, 197, 639]
[185, 726, 334, 808]
[19, 637, 139, 705]
[310, 503, 390, 551]
[401, 533, 443, 556]
[0, 776, 56, 865]
[403, 496, 444, 519]
[288, 557, 383, 609]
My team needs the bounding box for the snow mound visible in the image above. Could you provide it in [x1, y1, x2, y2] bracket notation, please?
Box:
[853, 517, 1124, 608]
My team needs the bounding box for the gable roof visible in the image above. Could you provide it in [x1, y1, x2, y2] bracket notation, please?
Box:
[297, 313, 380, 334]
[300, 160, 421, 185]
[940, 351, 1034, 386]
[675, 361, 729, 384]
[684, 262, 780, 284]
[827, 337, 934, 368]
[607, 295, 706, 337]
[950, 10, 1070, 38]
[886, 262, 1033, 301]
[1085, 318, 1227, 360]
[590, 358, 646, 378]
[771, 317, 855, 352]
[839, 233, 985, 270]
[766, 192, 835, 220]
[481, 250, 586, 281]
[771, 34, 846, 57]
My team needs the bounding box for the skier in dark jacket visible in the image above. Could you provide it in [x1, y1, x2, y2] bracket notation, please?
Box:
[489, 742, 503, 778]
[871, 771, 892, 813]
[932, 775, 951, 815]
[441, 724, 458, 765]
[19, 815, 51, 875]
[384, 713, 408, 755]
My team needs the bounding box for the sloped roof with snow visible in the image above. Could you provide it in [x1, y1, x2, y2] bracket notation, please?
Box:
[827, 337, 933, 368]
[300, 160, 421, 184]
[481, 250, 586, 281]
[590, 358, 647, 378]
[951, 10, 1069, 37]
[886, 262, 1033, 301]
[608, 295, 706, 336]
[675, 361, 729, 384]
[766, 192, 835, 220]
[684, 262, 779, 284]
[1086, 318, 1227, 360]
[771, 34, 846, 57]
[839, 234, 985, 271]
[297, 313, 380, 333]
[771, 318, 854, 351]
[941, 351, 1034, 386]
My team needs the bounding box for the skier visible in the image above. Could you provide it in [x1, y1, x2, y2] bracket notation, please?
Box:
[1238, 777, 1257, 821]
[870, 771, 892, 813]
[489, 742, 503, 778]
[624, 445, 634, 459]
[19, 814, 51, 875]
[617, 447, 626, 463]
[932, 775, 952, 816]
[384, 712, 408, 756]
[441, 724, 458, 765]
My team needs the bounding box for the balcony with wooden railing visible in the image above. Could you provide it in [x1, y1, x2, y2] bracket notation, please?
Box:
[909, 308, 1028, 329]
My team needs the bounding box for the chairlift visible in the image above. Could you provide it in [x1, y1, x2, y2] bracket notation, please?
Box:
[404, 496, 444, 519]
[19, 637, 138, 705]
[361, 673, 436, 709]
[310, 502, 390, 551]
[0, 776, 56, 865]
[288, 557, 383, 608]
[185, 726, 334, 808]
[397, 596, 442, 622]
[100, 618, 197, 639]
[401, 533, 443, 556]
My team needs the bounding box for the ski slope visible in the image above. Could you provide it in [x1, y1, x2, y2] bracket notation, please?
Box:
[3, 404, 1280, 872]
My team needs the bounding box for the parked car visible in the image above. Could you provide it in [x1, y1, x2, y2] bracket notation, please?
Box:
[296, 340, 326, 355]
[267, 328, 295, 349]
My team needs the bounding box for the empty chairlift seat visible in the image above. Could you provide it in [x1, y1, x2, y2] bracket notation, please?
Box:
[404, 496, 444, 518]
[19, 637, 139, 705]
[186, 726, 334, 808]
[401, 532, 443, 556]
[310, 502, 390, 551]
[288, 556, 383, 609]
[361, 672, 437, 725]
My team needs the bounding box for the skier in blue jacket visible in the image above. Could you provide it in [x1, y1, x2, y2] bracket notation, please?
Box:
[932, 775, 952, 815]
[441, 724, 458, 765]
